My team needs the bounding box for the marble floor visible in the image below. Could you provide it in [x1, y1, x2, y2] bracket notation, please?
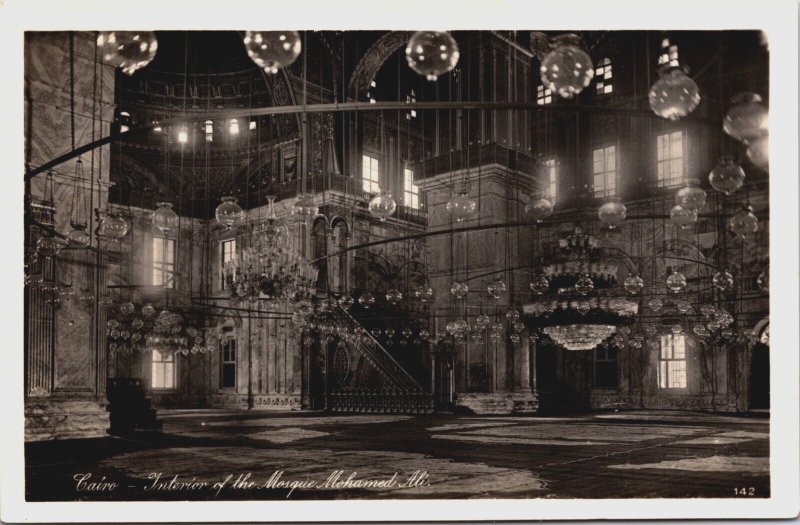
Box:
[25, 409, 769, 501]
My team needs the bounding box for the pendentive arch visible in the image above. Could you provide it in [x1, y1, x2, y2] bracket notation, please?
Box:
[347, 31, 409, 101]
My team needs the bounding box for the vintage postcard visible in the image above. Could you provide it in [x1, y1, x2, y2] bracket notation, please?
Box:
[1, 0, 798, 522]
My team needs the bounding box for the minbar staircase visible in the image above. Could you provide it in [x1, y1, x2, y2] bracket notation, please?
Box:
[106, 378, 162, 434]
[327, 307, 433, 414]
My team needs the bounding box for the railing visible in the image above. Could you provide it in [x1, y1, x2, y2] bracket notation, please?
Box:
[266, 174, 428, 226]
[328, 388, 433, 414]
[328, 306, 424, 393]
[412, 142, 539, 180]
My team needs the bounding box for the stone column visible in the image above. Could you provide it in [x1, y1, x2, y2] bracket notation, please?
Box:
[25, 31, 116, 440]
[415, 154, 538, 414]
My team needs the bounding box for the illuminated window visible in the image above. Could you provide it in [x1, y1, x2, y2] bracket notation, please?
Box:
[367, 80, 377, 104]
[537, 84, 553, 105]
[658, 38, 679, 67]
[544, 158, 557, 202]
[656, 130, 685, 187]
[362, 154, 380, 194]
[220, 239, 236, 288]
[595, 57, 613, 95]
[152, 237, 175, 288]
[403, 167, 420, 209]
[151, 349, 175, 389]
[592, 145, 617, 197]
[659, 334, 687, 389]
[406, 89, 417, 120]
[220, 337, 236, 389]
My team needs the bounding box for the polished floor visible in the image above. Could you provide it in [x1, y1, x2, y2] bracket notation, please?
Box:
[25, 409, 770, 500]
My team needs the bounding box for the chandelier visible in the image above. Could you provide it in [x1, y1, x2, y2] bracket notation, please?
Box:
[223, 196, 318, 303]
[526, 297, 639, 318]
[528, 227, 636, 351]
[543, 324, 617, 351]
[106, 305, 218, 356]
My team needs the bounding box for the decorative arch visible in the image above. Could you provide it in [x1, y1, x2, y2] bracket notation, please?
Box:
[347, 31, 408, 100]
[365, 251, 396, 293]
[753, 317, 769, 345]
[117, 151, 174, 200]
[329, 215, 350, 234]
[217, 315, 242, 329]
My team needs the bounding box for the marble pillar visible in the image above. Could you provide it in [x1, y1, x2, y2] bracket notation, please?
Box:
[25, 31, 116, 440]
[416, 158, 539, 414]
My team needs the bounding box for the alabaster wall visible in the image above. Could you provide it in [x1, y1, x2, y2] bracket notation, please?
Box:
[25, 31, 116, 440]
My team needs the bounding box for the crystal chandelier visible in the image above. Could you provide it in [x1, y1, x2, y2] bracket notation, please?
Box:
[105, 304, 219, 357]
[222, 197, 318, 303]
[543, 324, 617, 351]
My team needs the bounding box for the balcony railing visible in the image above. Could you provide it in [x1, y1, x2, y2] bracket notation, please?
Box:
[412, 142, 539, 180]
[255, 173, 428, 226]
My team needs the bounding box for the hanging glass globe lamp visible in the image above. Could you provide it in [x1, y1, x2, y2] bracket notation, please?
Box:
[670, 204, 698, 230]
[746, 135, 769, 170]
[243, 31, 302, 74]
[413, 285, 435, 303]
[385, 288, 404, 305]
[405, 31, 460, 81]
[141, 303, 156, 318]
[215, 196, 245, 228]
[623, 274, 645, 295]
[476, 313, 491, 328]
[338, 295, 354, 309]
[674, 178, 707, 210]
[368, 190, 397, 221]
[446, 191, 477, 222]
[539, 34, 594, 99]
[574, 274, 595, 295]
[666, 270, 687, 293]
[676, 299, 693, 313]
[66, 223, 91, 249]
[648, 65, 701, 120]
[97, 31, 158, 75]
[598, 199, 627, 229]
[152, 202, 179, 233]
[486, 278, 507, 299]
[529, 273, 550, 294]
[35, 235, 65, 259]
[120, 301, 135, 316]
[292, 194, 318, 219]
[722, 92, 769, 144]
[98, 212, 129, 241]
[450, 281, 469, 299]
[757, 269, 768, 292]
[728, 205, 759, 238]
[358, 291, 376, 309]
[708, 158, 745, 195]
[712, 270, 734, 292]
[525, 195, 554, 222]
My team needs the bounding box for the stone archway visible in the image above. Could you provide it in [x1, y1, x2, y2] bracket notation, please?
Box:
[347, 31, 408, 100]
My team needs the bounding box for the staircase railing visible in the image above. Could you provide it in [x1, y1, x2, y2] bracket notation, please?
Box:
[329, 305, 424, 393]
